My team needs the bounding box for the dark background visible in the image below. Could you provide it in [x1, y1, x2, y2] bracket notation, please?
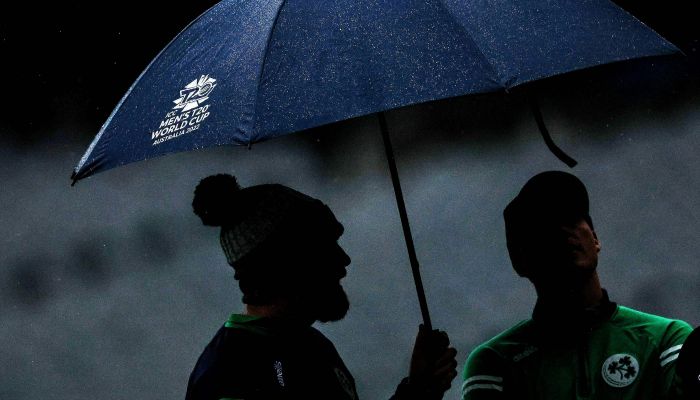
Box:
[1, 2, 699, 399]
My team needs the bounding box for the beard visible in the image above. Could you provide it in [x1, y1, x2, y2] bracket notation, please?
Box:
[309, 283, 350, 323]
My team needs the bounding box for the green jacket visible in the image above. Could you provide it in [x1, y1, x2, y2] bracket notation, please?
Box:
[462, 296, 692, 400]
[186, 314, 359, 400]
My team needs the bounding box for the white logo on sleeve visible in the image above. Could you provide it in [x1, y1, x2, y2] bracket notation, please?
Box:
[334, 367, 358, 400]
[602, 354, 639, 388]
[273, 360, 285, 387]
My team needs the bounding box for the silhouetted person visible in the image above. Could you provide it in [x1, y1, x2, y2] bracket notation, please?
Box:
[185, 174, 457, 400]
[462, 171, 693, 399]
[677, 326, 700, 397]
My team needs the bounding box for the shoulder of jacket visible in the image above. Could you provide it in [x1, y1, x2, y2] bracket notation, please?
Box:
[613, 306, 691, 329]
[470, 319, 536, 361]
[611, 305, 693, 342]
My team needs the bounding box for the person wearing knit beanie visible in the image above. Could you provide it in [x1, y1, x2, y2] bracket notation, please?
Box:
[461, 171, 694, 400]
[186, 174, 458, 400]
[191, 173, 349, 319]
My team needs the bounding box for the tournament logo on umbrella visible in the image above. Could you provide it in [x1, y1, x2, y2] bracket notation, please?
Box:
[150, 75, 216, 146]
[173, 75, 217, 112]
[602, 353, 639, 388]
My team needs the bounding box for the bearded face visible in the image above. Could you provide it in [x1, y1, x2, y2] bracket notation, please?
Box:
[299, 239, 351, 323]
[307, 282, 350, 323]
[255, 237, 352, 323]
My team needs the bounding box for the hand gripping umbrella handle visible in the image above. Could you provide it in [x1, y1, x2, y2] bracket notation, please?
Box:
[377, 112, 433, 330]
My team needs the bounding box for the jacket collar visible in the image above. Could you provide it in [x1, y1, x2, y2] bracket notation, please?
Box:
[532, 289, 617, 339]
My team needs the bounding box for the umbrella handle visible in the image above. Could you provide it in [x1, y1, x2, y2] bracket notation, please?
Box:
[377, 112, 433, 330]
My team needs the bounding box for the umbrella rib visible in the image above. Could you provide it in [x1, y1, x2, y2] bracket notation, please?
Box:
[436, 0, 506, 88]
[249, 0, 289, 144]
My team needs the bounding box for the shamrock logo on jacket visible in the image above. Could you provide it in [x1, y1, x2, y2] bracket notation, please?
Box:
[602, 353, 640, 388]
[607, 355, 637, 380]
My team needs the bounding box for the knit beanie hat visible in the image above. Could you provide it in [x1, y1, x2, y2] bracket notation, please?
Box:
[504, 171, 593, 277]
[192, 174, 343, 272]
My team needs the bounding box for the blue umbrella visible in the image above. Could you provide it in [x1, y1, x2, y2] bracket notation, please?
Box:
[73, 0, 678, 328]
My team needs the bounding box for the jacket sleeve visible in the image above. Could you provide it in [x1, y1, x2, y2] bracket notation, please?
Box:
[461, 346, 507, 400]
[657, 319, 693, 400]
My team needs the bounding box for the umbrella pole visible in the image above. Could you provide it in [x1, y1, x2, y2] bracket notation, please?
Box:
[377, 112, 433, 330]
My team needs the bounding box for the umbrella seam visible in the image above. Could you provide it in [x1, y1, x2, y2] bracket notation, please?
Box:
[436, 0, 506, 89]
[249, 0, 289, 145]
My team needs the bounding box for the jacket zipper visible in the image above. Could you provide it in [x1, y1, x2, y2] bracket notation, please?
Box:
[577, 337, 591, 397]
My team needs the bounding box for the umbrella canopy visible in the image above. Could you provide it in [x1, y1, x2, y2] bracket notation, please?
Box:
[72, 0, 677, 181]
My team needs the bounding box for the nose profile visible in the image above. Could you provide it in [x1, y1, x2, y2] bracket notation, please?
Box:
[330, 242, 351, 280]
[337, 244, 351, 268]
